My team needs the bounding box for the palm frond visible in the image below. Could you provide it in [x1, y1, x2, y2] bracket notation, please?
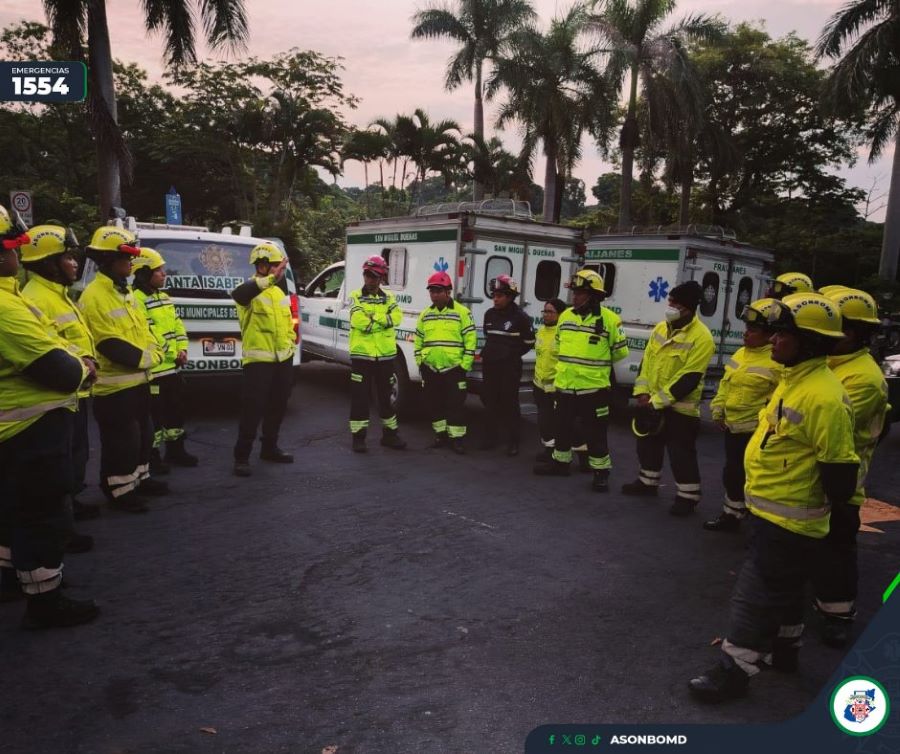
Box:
[42, 0, 86, 57]
[199, 0, 248, 53]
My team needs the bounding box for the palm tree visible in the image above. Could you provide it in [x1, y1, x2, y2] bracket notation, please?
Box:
[410, 0, 536, 199]
[587, 0, 724, 227]
[817, 0, 900, 281]
[488, 5, 614, 222]
[343, 129, 391, 216]
[42, 0, 248, 219]
[402, 109, 461, 209]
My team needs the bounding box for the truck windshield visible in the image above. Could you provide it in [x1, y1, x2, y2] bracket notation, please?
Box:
[143, 239, 255, 299]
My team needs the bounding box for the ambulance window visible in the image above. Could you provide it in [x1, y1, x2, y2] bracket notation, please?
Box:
[700, 272, 719, 317]
[484, 256, 513, 297]
[381, 247, 407, 288]
[534, 260, 561, 301]
[307, 266, 344, 298]
[597, 263, 616, 297]
[734, 276, 753, 317]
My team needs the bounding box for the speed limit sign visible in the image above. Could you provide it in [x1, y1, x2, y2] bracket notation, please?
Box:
[9, 190, 32, 225]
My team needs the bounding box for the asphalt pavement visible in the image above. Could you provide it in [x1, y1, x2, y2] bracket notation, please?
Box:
[2, 362, 899, 754]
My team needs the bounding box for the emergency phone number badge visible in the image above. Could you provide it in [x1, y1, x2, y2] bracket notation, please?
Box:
[0, 61, 87, 103]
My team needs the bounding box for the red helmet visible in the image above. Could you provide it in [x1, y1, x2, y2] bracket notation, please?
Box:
[489, 274, 519, 297]
[427, 271, 452, 290]
[362, 255, 388, 279]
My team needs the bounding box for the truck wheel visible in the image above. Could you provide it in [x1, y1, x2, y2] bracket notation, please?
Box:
[392, 356, 416, 419]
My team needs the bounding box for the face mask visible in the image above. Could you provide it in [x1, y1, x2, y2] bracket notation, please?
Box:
[664, 306, 683, 322]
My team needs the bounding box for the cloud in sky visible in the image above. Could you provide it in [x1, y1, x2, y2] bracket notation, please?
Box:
[0, 0, 891, 219]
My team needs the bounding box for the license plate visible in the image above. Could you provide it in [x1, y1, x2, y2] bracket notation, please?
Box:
[201, 338, 236, 356]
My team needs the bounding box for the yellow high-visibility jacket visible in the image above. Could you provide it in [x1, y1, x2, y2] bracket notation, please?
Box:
[710, 345, 782, 432]
[413, 300, 476, 372]
[348, 288, 401, 361]
[553, 306, 628, 393]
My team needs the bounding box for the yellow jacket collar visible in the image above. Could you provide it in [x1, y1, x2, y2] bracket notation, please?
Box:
[0, 276, 21, 295]
[782, 355, 827, 384]
[827, 348, 868, 369]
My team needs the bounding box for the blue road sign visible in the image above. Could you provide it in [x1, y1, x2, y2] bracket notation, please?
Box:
[165, 187, 182, 225]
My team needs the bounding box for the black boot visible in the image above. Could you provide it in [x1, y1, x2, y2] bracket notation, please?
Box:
[109, 491, 149, 514]
[139, 477, 170, 497]
[260, 447, 294, 463]
[233, 459, 252, 477]
[450, 438, 466, 455]
[165, 437, 199, 467]
[380, 430, 407, 450]
[149, 447, 170, 475]
[771, 638, 800, 673]
[352, 431, 368, 453]
[72, 498, 101, 521]
[22, 588, 99, 630]
[534, 446, 554, 462]
[821, 614, 854, 648]
[621, 479, 658, 497]
[688, 654, 750, 703]
[592, 470, 609, 493]
[703, 512, 741, 532]
[0, 567, 23, 604]
[533, 458, 571, 477]
[429, 433, 449, 449]
[669, 496, 697, 516]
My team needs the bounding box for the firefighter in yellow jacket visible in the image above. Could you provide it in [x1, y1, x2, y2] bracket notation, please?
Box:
[348, 255, 406, 453]
[533, 270, 628, 492]
[704, 298, 782, 532]
[231, 242, 297, 476]
[20, 224, 101, 527]
[622, 281, 715, 515]
[80, 227, 167, 513]
[813, 287, 889, 647]
[689, 293, 858, 702]
[0, 205, 99, 627]
[414, 271, 476, 454]
[132, 248, 199, 473]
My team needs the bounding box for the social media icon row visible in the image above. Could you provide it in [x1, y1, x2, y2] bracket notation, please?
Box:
[547, 733, 601, 745]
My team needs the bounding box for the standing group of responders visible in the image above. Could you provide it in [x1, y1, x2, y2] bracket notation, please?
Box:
[0, 205, 891, 710]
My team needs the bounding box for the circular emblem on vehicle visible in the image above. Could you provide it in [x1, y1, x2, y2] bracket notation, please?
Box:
[830, 675, 890, 736]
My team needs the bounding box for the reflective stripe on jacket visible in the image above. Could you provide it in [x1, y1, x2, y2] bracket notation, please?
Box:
[744, 357, 858, 538]
[237, 279, 296, 365]
[413, 300, 476, 372]
[78, 273, 159, 396]
[633, 316, 715, 416]
[710, 345, 782, 432]
[134, 288, 188, 377]
[533, 324, 559, 391]
[828, 349, 889, 506]
[0, 277, 84, 442]
[348, 288, 400, 361]
[553, 306, 627, 393]
[22, 274, 96, 398]
[481, 302, 535, 363]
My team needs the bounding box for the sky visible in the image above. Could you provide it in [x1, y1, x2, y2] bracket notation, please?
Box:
[0, 0, 892, 221]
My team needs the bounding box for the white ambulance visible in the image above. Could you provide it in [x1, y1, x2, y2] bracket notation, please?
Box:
[582, 228, 775, 402]
[78, 220, 302, 375]
[299, 201, 583, 412]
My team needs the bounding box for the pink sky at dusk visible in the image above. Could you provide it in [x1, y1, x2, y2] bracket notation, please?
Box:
[0, 0, 891, 220]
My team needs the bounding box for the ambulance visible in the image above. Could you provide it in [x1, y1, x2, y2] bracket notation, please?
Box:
[77, 220, 302, 375]
[582, 228, 775, 402]
[299, 201, 583, 413]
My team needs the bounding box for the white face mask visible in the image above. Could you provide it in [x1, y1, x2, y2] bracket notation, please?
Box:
[664, 306, 683, 322]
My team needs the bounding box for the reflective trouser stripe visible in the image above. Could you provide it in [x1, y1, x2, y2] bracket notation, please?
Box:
[350, 420, 369, 434]
[639, 468, 661, 486]
[553, 449, 573, 463]
[382, 415, 398, 430]
[595, 405, 609, 418]
[589, 454, 612, 470]
[815, 598, 856, 616]
[0, 545, 11, 569]
[777, 623, 805, 638]
[432, 420, 447, 434]
[724, 496, 747, 517]
[542, 438, 555, 448]
[18, 565, 63, 595]
[447, 425, 466, 439]
[572, 443, 587, 452]
[153, 429, 164, 449]
[721, 639, 763, 677]
[164, 427, 184, 441]
[350, 372, 363, 383]
[107, 469, 140, 486]
[138, 462, 150, 481]
[677, 482, 701, 502]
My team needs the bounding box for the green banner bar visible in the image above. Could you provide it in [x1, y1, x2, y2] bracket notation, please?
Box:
[585, 248, 680, 261]
[884, 572, 900, 603]
[175, 304, 236, 321]
[347, 229, 458, 245]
